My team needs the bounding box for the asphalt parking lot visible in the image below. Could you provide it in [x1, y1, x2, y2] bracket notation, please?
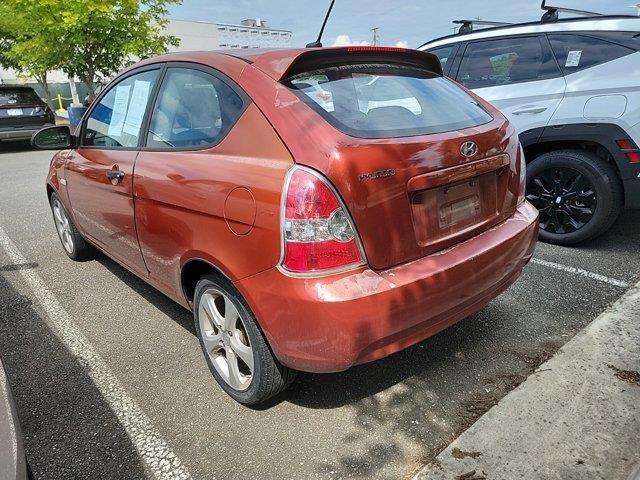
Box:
[1, 142, 639, 480]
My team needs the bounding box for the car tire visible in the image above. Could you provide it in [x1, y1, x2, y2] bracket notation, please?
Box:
[193, 274, 296, 405]
[526, 149, 623, 245]
[49, 192, 94, 261]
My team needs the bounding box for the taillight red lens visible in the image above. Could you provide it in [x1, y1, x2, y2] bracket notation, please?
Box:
[282, 167, 364, 273]
[283, 240, 362, 272]
[626, 152, 640, 163]
[285, 169, 339, 219]
[616, 139, 634, 150]
[616, 139, 640, 163]
[345, 46, 407, 53]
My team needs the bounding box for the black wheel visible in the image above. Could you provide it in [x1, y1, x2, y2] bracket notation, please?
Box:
[193, 274, 295, 405]
[526, 150, 623, 245]
[49, 192, 94, 261]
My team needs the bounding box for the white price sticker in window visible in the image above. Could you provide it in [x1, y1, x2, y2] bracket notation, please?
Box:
[107, 85, 131, 137]
[565, 50, 582, 67]
[123, 80, 151, 136]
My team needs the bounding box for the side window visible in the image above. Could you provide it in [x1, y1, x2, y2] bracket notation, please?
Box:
[146, 68, 245, 148]
[83, 69, 159, 148]
[548, 34, 635, 74]
[428, 45, 457, 71]
[457, 36, 559, 89]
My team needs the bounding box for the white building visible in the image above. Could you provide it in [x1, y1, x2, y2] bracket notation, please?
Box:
[163, 18, 292, 51]
[164, 19, 221, 52]
[216, 19, 292, 49]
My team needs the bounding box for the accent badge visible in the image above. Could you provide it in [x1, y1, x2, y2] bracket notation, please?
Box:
[460, 141, 478, 158]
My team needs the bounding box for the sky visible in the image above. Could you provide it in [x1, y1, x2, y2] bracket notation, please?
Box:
[168, 0, 639, 49]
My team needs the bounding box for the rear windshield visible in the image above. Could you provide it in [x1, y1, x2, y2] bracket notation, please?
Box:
[284, 63, 492, 139]
[0, 88, 42, 105]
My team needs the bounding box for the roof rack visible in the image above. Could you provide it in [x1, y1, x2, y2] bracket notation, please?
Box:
[418, 14, 638, 50]
[452, 19, 512, 35]
[540, 0, 602, 23]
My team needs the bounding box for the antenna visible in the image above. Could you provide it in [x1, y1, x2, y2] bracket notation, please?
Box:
[540, 1, 602, 22]
[306, 0, 336, 48]
[453, 19, 512, 35]
[371, 27, 379, 46]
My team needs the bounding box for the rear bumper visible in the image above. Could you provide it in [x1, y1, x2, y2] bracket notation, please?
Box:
[236, 201, 539, 373]
[0, 124, 53, 141]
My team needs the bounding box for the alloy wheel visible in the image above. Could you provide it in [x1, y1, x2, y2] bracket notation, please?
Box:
[198, 288, 254, 391]
[52, 198, 74, 254]
[526, 167, 597, 234]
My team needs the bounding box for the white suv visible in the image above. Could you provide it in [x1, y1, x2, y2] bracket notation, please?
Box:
[419, 13, 640, 245]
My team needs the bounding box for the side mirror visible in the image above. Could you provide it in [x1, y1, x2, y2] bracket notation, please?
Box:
[31, 126, 76, 150]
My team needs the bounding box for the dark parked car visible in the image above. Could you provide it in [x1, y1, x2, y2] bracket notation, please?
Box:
[0, 85, 55, 143]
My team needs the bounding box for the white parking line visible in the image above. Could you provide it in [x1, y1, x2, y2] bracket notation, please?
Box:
[531, 258, 630, 288]
[0, 227, 192, 480]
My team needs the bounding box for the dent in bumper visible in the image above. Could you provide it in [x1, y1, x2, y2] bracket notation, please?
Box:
[236, 202, 539, 373]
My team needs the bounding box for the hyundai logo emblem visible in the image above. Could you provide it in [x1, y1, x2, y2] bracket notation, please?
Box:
[460, 141, 478, 158]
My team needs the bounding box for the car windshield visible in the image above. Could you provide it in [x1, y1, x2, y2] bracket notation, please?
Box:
[284, 63, 492, 139]
[0, 88, 42, 105]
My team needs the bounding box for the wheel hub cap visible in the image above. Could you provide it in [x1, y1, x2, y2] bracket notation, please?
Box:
[526, 167, 597, 234]
[198, 288, 254, 391]
[52, 199, 74, 254]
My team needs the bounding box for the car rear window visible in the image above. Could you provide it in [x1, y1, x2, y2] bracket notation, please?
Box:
[284, 63, 492, 139]
[0, 88, 42, 105]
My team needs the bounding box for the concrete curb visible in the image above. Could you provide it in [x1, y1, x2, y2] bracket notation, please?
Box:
[414, 281, 640, 480]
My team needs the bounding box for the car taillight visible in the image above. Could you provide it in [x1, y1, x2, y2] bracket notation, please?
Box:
[517, 144, 527, 204]
[616, 139, 640, 163]
[281, 166, 365, 274]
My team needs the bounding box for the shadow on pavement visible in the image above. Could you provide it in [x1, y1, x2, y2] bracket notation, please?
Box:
[576, 210, 640, 253]
[68, 204, 639, 479]
[96, 253, 196, 336]
[0, 270, 147, 479]
[0, 141, 33, 153]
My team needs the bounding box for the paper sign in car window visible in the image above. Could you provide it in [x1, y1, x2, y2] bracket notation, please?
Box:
[565, 50, 582, 68]
[122, 80, 151, 136]
[107, 85, 131, 137]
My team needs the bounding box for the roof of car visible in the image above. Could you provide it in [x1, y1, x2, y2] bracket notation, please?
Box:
[419, 16, 640, 50]
[131, 46, 442, 81]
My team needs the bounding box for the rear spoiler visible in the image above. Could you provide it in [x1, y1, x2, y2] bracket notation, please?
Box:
[250, 46, 443, 81]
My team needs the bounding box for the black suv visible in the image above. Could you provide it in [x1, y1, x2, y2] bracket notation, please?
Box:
[0, 85, 55, 143]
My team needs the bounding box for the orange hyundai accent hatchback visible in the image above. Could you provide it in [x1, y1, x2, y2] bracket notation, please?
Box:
[34, 47, 538, 405]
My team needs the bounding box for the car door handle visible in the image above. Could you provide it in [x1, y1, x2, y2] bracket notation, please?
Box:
[512, 105, 548, 115]
[106, 170, 125, 181]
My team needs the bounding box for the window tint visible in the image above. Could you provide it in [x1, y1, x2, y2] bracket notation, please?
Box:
[84, 69, 159, 148]
[429, 45, 456, 70]
[286, 63, 492, 139]
[146, 68, 245, 148]
[457, 36, 559, 89]
[0, 88, 42, 105]
[548, 34, 635, 74]
[591, 31, 640, 50]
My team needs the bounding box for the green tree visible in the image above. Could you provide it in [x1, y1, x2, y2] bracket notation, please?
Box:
[0, 2, 60, 105]
[1, 0, 180, 102]
[57, 0, 180, 98]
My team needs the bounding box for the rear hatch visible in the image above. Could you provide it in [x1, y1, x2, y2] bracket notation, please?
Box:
[0, 87, 51, 129]
[272, 48, 521, 270]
